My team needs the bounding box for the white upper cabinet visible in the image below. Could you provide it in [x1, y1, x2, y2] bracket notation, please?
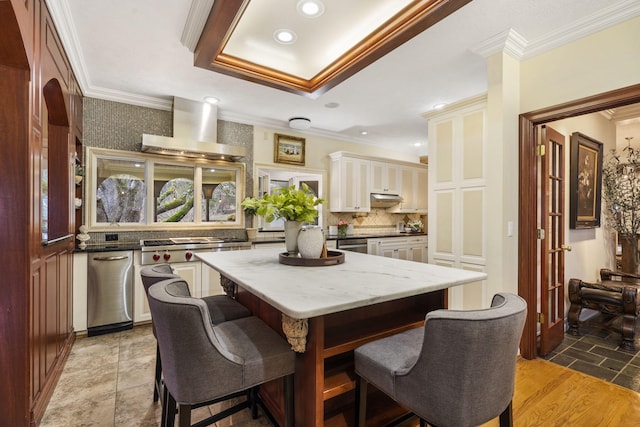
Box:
[330, 152, 427, 213]
[388, 165, 428, 213]
[370, 161, 400, 194]
[330, 153, 371, 212]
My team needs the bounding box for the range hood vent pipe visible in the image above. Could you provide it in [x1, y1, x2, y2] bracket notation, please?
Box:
[141, 97, 246, 161]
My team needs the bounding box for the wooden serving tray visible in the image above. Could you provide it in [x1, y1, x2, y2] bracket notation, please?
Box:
[279, 250, 345, 267]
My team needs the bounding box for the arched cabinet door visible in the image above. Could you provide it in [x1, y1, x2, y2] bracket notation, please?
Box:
[42, 78, 71, 243]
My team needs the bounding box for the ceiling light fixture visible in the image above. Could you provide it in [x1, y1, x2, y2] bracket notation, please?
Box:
[297, 0, 325, 18]
[360, 130, 368, 136]
[204, 96, 219, 105]
[289, 117, 311, 130]
[274, 29, 297, 44]
[433, 103, 447, 110]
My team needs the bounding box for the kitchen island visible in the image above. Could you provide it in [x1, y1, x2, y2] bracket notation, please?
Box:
[197, 248, 486, 426]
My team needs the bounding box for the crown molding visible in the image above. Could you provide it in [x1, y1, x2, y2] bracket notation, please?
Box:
[472, 28, 528, 59]
[472, 1, 640, 61]
[45, 0, 91, 91]
[522, 0, 640, 59]
[84, 86, 172, 110]
[180, 0, 214, 52]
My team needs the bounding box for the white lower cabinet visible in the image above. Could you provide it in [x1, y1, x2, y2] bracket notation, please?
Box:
[133, 257, 223, 323]
[201, 264, 224, 296]
[367, 236, 428, 263]
[72, 252, 88, 332]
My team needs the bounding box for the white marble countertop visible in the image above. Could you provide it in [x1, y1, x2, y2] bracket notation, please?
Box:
[196, 248, 487, 319]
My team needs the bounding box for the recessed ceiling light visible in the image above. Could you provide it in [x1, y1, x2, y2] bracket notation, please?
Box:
[360, 130, 368, 136]
[325, 102, 340, 109]
[414, 143, 422, 147]
[433, 103, 447, 110]
[274, 29, 297, 44]
[297, 0, 324, 18]
[204, 96, 219, 105]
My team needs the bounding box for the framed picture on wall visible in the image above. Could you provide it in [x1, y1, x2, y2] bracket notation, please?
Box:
[570, 132, 603, 229]
[274, 133, 305, 166]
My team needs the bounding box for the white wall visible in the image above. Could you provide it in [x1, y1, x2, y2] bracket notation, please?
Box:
[253, 126, 419, 171]
[520, 16, 640, 113]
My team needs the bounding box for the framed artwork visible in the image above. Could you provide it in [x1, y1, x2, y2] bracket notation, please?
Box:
[570, 132, 603, 229]
[274, 133, 305, 166]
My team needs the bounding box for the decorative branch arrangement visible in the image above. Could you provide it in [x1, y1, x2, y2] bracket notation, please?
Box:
[602, 137, 640, 272]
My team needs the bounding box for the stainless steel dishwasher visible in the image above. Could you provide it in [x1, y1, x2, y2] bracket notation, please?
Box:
[87, 250, 134, 336]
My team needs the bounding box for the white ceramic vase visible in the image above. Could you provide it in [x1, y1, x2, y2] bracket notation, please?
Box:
[284, 221, 303, 253]
[297, 226, 324, 258]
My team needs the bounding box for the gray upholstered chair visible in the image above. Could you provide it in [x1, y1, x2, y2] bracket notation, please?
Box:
[354, 292, 527, 427]
[147, 277, 295, 427]
[139, 264, 251, 405]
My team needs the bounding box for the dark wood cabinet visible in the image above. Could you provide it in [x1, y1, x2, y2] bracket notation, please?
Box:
[1, 1, 80, 425]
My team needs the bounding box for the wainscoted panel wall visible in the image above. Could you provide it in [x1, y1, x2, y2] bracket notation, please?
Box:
[462, 189, 483, 258]
[435, 121, 453, 183]
[436, 192, 453, 254]
[461, 264, 486, 310]
[463, 110, 484, 180]
[428, 96, 488, 310]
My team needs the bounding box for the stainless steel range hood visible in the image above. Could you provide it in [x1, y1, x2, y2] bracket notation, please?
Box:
[142, 97, 246, 161]
[370, 193, 404, 207]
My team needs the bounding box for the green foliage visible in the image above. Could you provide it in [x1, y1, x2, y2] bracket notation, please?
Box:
[241, 183, 325, 223]
[602, 142, 640, 237]
[240, 197, 260, 216]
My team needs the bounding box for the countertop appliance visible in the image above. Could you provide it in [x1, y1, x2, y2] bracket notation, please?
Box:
[87, 250, 134, 336]
[336, 237, 368, 254]
[140, 236, 251, 265]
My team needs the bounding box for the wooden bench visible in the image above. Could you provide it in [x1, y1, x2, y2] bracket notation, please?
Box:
[567, 268, 640, 351]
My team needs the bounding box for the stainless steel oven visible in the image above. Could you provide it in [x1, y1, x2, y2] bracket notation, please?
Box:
[336, 238, 367, 253]
[140, 237, 251, 265]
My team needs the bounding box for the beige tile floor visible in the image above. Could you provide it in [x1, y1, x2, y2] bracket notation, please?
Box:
[40, 324, 272, 427]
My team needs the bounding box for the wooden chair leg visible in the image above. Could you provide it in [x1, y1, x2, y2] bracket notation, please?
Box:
[164, 390, 176, 427]
[355, 377, 368, 427]
[250, 387, 259, 419]
[178, 403, 192, 427]
[154, 343, 162, 402]
[499, 401, 513, 427]
[283, 374, 294, 427]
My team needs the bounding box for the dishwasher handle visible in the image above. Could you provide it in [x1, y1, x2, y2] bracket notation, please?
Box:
[93, 255, 129, 261]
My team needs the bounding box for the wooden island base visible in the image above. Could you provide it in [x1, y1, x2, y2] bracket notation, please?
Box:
[236, 286, 446, 427]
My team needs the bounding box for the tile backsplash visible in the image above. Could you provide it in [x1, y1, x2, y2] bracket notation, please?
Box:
[328, 209, 426, 233]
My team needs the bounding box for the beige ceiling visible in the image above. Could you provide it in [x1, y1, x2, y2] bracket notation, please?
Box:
[195, 0, 470, 97]
[224, 1, 417, 80]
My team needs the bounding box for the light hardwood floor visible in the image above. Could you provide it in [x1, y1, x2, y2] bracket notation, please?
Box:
[40, 325, 640, 426]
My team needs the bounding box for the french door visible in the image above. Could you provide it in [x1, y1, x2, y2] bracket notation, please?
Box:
[539, 125, 568, 356]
